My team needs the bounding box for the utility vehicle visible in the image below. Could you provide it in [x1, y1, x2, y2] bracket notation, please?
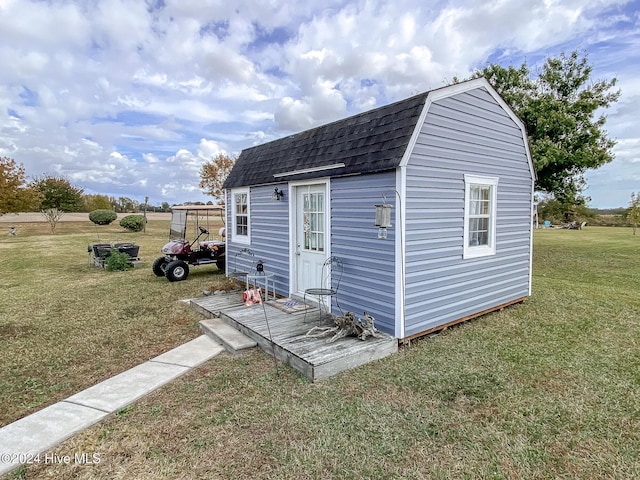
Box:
[152, 205, 225, 281]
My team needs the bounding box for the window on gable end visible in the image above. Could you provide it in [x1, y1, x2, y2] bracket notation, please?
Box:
[463, 175, 498, 259]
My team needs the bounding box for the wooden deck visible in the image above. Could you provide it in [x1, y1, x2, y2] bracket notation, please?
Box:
[190, 294, 398, 381]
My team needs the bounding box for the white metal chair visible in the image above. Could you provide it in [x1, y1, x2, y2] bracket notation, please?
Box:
[230, 248, 256, 290]
[304, 256, 343, 321]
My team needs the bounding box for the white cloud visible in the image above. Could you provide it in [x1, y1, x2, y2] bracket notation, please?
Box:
[196, 138, 227, 160]
[274, 80, 347, 131]
[0, 0, 636, 206]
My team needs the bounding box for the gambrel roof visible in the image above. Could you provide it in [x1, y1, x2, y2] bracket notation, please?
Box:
[223, 78, 533, 189]
[223, 91, 429, 189]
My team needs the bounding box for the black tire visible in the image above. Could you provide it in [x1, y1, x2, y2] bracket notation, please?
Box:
[216, 257, 226, 272]
[165, 260, 189, 282]
[152, 257, 170, 277]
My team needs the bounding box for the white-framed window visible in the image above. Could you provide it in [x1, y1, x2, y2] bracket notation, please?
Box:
[232, 188, 250, 244]
[463, 174, 498, 259]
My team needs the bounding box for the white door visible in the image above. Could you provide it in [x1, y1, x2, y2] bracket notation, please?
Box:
[294, 184, 327, 296]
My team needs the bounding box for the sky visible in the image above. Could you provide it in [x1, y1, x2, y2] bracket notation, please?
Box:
[0, 0, 638, 209]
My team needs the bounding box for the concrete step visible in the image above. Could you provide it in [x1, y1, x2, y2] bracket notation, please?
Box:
[199, 318, 257, 354]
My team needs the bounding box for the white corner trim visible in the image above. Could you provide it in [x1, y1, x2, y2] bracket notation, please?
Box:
[395, 167, 406, 339]
[399, 79, 489, 168]
[399, 98, 430, 168]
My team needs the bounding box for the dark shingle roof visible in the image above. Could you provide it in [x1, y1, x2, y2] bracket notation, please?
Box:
[223, 91, 429, 189]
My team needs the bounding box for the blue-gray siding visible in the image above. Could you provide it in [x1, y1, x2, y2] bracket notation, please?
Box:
[225, 175, 398, 335]
[330, 172, 397, 335]
[226, 184, 290, 296]
[224, 85, 533, 339]
[403, 87, 533, 336]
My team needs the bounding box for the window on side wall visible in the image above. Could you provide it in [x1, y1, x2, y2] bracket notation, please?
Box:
[463, 175, 498, 259]
[232, 189, 250, 244]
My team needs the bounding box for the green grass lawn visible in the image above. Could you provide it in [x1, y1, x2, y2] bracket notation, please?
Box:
[3, 225, 640, 479]
[0, 219, 226, 428]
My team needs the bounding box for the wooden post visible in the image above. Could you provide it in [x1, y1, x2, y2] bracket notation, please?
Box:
[143, 196, 149, 233]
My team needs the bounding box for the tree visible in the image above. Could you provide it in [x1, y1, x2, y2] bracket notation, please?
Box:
[108, 196, 119, 211]
[117, 197, 138, 213]
[462, 50, 620, 203]
[199, 153, 236, 201]
[0, 157, 41, 214]
[537, 196, 595, 225]
[41, 208, 64, 234]
[31, 175, 84, 212]
[628, 192, 640, 236]
[83, 194, 112, 211]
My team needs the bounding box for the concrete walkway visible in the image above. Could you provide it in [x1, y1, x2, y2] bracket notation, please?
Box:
[0, 335, 225, 476]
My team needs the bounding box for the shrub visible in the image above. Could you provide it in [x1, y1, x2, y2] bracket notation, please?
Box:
[89, 209, 117, 225]
[105, 248, 132, 271]
[119, 215, 145, 232]
[589, 215, 628, 227]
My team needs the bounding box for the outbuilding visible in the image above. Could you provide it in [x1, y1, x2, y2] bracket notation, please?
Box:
[222, 78, 534, 341]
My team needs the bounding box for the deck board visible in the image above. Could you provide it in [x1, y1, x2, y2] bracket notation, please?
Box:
[191, 297, 397, 381]
[189, 293, 244, 318]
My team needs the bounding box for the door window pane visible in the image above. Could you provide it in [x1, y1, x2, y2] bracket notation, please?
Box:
[303, 192, 325, 252]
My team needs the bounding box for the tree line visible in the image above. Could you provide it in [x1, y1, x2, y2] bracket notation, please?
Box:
[0, 157, 173, 215]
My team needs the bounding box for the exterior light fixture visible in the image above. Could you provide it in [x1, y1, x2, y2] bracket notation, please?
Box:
[272, 187, 285, 201]
[375, 202, 393, 240]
